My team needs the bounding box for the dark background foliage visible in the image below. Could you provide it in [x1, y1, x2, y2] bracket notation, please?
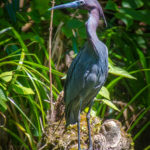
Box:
[0, 0, 150, 149]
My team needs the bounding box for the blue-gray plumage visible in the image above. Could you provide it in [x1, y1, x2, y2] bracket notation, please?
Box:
[49, 0, 108, 149]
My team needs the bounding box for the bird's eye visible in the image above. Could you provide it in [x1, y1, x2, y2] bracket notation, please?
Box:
[79, 0, 85, 5]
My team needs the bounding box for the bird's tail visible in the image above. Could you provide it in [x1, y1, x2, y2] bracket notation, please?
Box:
[65, 104, 78, 127]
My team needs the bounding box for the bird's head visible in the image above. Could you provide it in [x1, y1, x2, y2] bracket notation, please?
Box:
[48, 0, 107, 26]
[82, 0, 102, 10]
[48, 0, 85, 11]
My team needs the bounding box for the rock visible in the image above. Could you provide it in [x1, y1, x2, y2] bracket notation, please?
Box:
[93, 119, 133, 150]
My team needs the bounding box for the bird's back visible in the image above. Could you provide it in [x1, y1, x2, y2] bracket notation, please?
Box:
[64, 41, 108, 126]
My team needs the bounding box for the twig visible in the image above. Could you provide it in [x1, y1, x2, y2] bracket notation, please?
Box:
[48, 0, 55, 121]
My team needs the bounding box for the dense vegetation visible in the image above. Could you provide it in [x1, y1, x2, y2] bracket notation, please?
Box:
[0, 0, 150, 149]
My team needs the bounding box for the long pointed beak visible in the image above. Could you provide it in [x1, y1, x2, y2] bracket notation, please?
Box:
[48, 1, 81, 11]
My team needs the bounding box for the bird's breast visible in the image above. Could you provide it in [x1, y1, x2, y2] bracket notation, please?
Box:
[83, 59, 108, 88]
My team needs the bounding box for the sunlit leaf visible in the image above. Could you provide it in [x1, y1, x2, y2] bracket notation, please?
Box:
[90, 109, 97, 117]
[61, 75, 66, 80]
[13, 84, 35, 95]
[0, 71, 13, 82]
[0, 38, 12, 46]
[85, 107, 97, 117]
[99, 86, 110, 100]
[102, 99, 120, 112]
[0, 87, 8, 111]
[0, 27, 11, 34]
[109, 63, 136, 79]
[24, 61, 65, 77]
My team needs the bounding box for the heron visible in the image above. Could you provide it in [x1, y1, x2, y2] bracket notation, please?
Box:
[49, 0, 108, 149]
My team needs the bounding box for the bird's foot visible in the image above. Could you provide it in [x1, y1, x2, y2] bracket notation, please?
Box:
[88, 145, 93, 150]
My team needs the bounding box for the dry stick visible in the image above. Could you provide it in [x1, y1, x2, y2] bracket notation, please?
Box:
[48, 0, 55, 121]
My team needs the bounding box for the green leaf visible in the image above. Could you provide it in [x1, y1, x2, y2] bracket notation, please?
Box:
[115, 12, 133, 27]
[3, 127, 29, 150]
[105, 0, 118, 11]
[0, 38, 12, 46]
[122, 0, 144, 9]
[99, 86, 110, 100]
[85, 107, 97, 117]
[24, 60, 65, 77]
[119, 8, 150, 25]
[90, 109, 97, 117]
[0, 27, 11, 35]
[0, 87, 8, 111]
[102, 99, 120, 112]
[13, 84, 35, 95]
[78, 26, 86, 39]
[0, 8, 3, 17]
[62, 26, 72, 38]
[31, 0, 49, 14]
[116, 84, 150, 119]
[109, 63, 136, 79]
[8, 97, 36, 129]
[144, 144, 150, 150]
[0, 71, 13, 82]
[67, 19, 83, 29]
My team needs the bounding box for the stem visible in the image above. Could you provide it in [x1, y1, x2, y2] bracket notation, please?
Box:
[48, 0, 55, 121]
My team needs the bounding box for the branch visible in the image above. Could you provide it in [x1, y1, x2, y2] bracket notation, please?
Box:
[48, 0, 55, 121]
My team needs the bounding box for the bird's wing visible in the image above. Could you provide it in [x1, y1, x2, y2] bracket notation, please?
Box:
[64, 49, 83, 105]
[64, 45, 99, 106]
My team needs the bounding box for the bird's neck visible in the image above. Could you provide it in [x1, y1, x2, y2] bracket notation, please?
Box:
[85, 8, 107, 58]
[86, 8, 100, 44]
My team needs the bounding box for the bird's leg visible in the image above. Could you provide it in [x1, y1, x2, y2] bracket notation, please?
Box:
[77, 109, 81, 150]
[86, 101, 94, 150]
[77, 100, 82, 150]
